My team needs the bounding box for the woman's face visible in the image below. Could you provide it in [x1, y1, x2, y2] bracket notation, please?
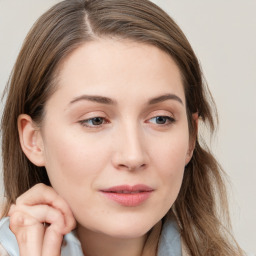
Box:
[39, 39, 193, 238]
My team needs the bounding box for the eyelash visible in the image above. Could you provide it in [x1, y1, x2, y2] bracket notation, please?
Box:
[147, 116, 176, 126]
[79, 115, 175, 128]
[79, 117, 109, 128]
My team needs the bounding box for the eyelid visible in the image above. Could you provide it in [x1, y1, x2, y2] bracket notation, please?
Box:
[77, 111, 110, 128]
[77, 110, 107, 119]
[145, 110, 175, 120]
[79, 116, 110, 128]
[146, 116, 175, 125]
[145, 110, 176, 127]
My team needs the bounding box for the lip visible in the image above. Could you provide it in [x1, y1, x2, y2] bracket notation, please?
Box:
[100, 184, 154, 207]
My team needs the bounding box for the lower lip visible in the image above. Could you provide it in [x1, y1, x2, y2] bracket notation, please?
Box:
[101, 191, 152, 207]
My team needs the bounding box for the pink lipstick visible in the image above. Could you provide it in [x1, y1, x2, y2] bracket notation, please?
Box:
[100, 184, 153, 207]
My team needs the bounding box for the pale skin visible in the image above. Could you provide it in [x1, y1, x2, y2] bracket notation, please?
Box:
[8, 39, 197, 256]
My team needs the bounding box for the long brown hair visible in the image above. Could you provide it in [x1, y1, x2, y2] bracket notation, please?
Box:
[1, 0, 243, 255]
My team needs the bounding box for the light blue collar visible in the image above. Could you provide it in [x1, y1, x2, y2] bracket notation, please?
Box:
[0, 214, 181, 256]
[157, 212, 182, 256]
[0, 217, 19, 256]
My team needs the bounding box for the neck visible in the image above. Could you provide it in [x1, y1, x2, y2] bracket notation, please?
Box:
[76, 225, 148, 256]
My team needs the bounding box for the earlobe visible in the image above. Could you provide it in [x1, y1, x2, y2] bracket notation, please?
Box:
[18, 114, 45, 167]
[192, 112, 199, 131]
[185, 147, 194, 166]
[185, 112, 199, 165]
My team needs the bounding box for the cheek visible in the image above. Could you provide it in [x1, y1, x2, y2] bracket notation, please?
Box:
[150, 128, 190, 171]
[42, 128, 112, 187]
[149, 129, 189, 204]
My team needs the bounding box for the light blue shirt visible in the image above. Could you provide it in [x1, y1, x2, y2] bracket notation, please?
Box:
[0, 215, 182, 256]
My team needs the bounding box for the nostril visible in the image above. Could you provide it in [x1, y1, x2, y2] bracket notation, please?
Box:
[117, 163, 147, 171]
[112, 143, 149, 171]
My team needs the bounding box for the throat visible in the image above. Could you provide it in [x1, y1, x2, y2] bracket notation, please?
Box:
[76, 221, 162, 256]
[76, 226, 148, 256]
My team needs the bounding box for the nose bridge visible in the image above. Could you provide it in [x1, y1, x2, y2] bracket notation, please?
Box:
[112, 119, 148, 170]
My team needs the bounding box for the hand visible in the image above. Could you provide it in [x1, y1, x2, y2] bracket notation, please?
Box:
[8, 183, 76, 256]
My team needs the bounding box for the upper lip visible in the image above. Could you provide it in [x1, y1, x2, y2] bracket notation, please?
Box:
[100, 184, 154, 193]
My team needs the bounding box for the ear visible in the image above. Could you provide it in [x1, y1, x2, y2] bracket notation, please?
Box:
[185, 112, 198, 165]
[18, 114, 45, 167]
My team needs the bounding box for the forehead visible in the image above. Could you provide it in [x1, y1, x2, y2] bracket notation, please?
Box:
[50, 39, 185, 104]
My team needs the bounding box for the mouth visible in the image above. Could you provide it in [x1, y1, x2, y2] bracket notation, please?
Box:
[100, 184, 154, 207]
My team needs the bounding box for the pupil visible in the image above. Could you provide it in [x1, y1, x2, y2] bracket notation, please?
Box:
[156, 116, 166, 124]
[92, 117, 103, 125]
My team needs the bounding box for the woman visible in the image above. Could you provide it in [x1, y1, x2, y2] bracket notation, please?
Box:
[0, 0, 244, 255]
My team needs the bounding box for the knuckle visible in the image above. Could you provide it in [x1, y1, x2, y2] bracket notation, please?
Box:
[8, 204, 15, 216]
[70, 217, 77, 230]
[9, 212, 28, 235]
[10, 211, 24, 227]
[36, 183, 56, 199]
[52, 209, 63, 222]
[36, 182, 46, 189]
[63, 217, 76, 234]
[36, 182, 48, 192]
[44, 207, 64, 228]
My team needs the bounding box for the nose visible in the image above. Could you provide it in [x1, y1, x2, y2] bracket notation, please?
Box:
[111, 123, 149, 172]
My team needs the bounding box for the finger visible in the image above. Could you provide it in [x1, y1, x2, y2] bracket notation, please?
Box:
[9, 211, 44, 256]
[15, 183, 76, 230]
[42, 226, 63, 256]
[10, 204, 68, 234]
[8, 204, 16, 216]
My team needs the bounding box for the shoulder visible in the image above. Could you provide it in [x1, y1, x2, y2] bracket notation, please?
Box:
[0, 217, 19, 256]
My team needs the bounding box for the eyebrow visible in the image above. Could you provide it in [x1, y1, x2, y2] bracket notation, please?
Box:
[148, 93, 183, 105]
[70, 95, 117, 105]
[69, 93, 183, 106]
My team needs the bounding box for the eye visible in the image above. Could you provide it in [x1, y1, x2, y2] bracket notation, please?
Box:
[79, 117, 108, 127]
[148, 116, 175, 125]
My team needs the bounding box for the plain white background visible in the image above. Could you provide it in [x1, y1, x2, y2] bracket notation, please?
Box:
[0, 0, 255, 253]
